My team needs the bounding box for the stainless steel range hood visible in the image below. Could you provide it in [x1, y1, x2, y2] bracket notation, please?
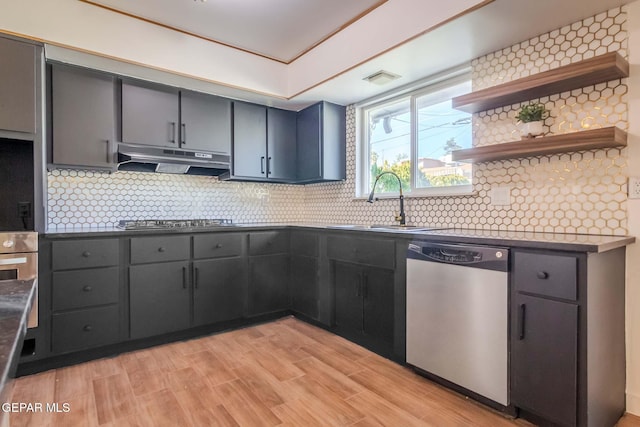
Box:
[117, 143, 230, 176]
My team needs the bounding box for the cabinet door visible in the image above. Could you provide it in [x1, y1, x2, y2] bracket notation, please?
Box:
[130, 261, 190, 339]
[362, 266, 394, 345]
[193, 258, 245, 326]
[333, 262, 363, 334]
[180, 91, 231, 154]
[511, 293, 578, 427]
[296, 102, 322, 181]
[267, 108, 296, 180]
[122, 81, 179, 148]
[51, 65, 116, 167]
[0, 37, 35, 134]
[290, 255, 319, 319]
[248, 255, 289, 315]
[232, 102, 266, 178]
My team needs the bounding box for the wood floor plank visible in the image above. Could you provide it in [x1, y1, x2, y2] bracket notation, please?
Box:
[53, 363, 92, 402]
[122, 354, 168, 397]
[135, 389, 191, 427]
[232, 361, 287, 408]
[185, 350, 238, 387]
[271, 399, 333, 427]
[9, 370, 56, 427]
[214, 379, 282, 426]
[92, 372, 137, 425]
[300, 343, 366, 376]
[294, 356, 363, 400]
[345, 390, 428, 427]
[49, 393, 99, 427]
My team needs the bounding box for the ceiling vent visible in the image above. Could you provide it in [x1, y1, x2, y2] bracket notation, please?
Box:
[363, 70, 400, 85]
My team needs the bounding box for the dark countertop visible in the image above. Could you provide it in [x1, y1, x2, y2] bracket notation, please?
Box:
[0, 279, 36, 404]
[44, 223, 635, 253]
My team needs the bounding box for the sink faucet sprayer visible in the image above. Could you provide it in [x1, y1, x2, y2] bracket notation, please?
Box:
[367, 171, 406, 225]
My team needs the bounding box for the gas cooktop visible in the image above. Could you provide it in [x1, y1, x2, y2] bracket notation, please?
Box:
[117, 219, 233, 230]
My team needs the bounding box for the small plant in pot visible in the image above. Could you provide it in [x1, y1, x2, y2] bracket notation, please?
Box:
[515, 103, 550, 139]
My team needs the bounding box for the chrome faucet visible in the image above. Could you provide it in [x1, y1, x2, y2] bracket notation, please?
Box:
[367, 171, 406, 225]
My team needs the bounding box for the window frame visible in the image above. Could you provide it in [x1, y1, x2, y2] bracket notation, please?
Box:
[356, 70, 474, 199]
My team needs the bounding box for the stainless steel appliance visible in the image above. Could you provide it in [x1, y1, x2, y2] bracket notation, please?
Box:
[117, 143, 230, 176]
[0, 232, 38, 328]
[406, 241, 509, 406]
[117, 218, 232, 230]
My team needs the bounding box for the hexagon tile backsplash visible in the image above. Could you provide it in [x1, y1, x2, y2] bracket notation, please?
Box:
[48, 6, 629, 235]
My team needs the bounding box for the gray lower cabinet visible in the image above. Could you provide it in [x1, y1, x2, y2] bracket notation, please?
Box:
[328, 235, 396, 356]
[50, 64, 117, 168]
[193, 258, 245, 326]
[248, 255, 289, 315]
[290, 231, 320, 320]
[49, 238, 121, 355]
[129, 261, 191, 339]
[510, 248, 626, 427]
[0, 36, 36, 134]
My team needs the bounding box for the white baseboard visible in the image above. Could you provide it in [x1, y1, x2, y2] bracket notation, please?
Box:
[627, 391, 640, 416]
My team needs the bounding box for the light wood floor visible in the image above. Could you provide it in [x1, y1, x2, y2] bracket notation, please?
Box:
[7, 317, 639, 427]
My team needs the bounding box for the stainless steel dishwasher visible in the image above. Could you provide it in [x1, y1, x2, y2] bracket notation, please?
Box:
[406, 241, 509, 406]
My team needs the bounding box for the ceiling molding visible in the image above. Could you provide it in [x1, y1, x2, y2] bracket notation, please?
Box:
[79, 0, 388, 65]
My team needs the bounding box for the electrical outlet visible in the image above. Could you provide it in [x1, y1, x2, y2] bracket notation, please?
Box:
[630, 177, 640, 199]
[490, 186, 511, 206]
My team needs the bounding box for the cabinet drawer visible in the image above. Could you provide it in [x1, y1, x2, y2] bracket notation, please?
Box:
[130, 235, 190, 264]
[249, 231, 289, 255]
[291, 232, 318, 257]
[52, 267, 119, 311]
[327, 236, 395, 269]
[52, 239, 119, 270]
[514, 251, 577, 300]
[194, 233, 243, 259]
[52, 305, 119, 354]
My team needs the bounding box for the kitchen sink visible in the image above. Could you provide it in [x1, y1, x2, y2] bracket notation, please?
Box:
[327, 224, 438, 232]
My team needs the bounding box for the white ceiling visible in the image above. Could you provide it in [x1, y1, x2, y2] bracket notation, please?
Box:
[44, 0, 632, 110]
[84, 0, 385, 63]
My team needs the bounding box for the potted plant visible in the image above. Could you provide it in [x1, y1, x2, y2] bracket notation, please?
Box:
[515, 103, 550, 138]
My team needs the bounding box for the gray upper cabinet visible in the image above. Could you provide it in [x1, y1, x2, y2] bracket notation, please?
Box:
[267, 108, 296, 180]
[231, 102, 296, 182]
[232, 102, 267, 179]
[50, 64, 116, 168]
[122, 81, 231, 154]
[296, 101, 346, 183]
[180, 90, 231, 154]
[121, 81, 180, 148]
[0, 37, 36, 134]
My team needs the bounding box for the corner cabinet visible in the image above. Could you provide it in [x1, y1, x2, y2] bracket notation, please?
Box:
[296, 101, 346, 183]
[230, 102, 296, 182]
[49, 64, 117, 169]
[510, 248, 626, 427]
[0, 36, 36, 135]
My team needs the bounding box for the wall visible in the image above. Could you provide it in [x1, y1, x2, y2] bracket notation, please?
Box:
[304, 6, 629, 235]
[47, 170, 305, 228]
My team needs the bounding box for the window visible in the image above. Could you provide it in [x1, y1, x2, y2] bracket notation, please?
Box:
[360, 75, 472, 197]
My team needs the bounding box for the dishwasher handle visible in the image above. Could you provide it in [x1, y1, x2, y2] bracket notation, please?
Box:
[408, 241, 509, 272]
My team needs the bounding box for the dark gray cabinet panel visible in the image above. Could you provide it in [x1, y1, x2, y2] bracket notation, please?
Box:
[0, 37, 35, 134]
[266, 108, 296, 180]
[122, 81, 179, 148]
[52, 267, 119, 311]
[248, 255, 289, 315]
[290, 255, 319, 319]
[52, 238, 119, 270]
[334, 261, 364, 333]
[51, 64, 116, 168]
[130, 261, 191, 339]
[130, 235, 190, 264]
[249, 231, 289, 256]
[193, 258, 245, 326]
[180, 91, 231, 154]
[511, 293, 578, 427]
[52, 305, 119, 354]
[193, 233, 243, 259]
[290, 232, 318, 258]
[514, 251, 577, 300]
[362, 266, 394, 345]
[296, 101, 346, 183]
[232, 102, 267, 178]
[327, 235, 395, 268]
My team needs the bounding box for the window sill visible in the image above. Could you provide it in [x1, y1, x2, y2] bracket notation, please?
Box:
[354, 186, 476, 200]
